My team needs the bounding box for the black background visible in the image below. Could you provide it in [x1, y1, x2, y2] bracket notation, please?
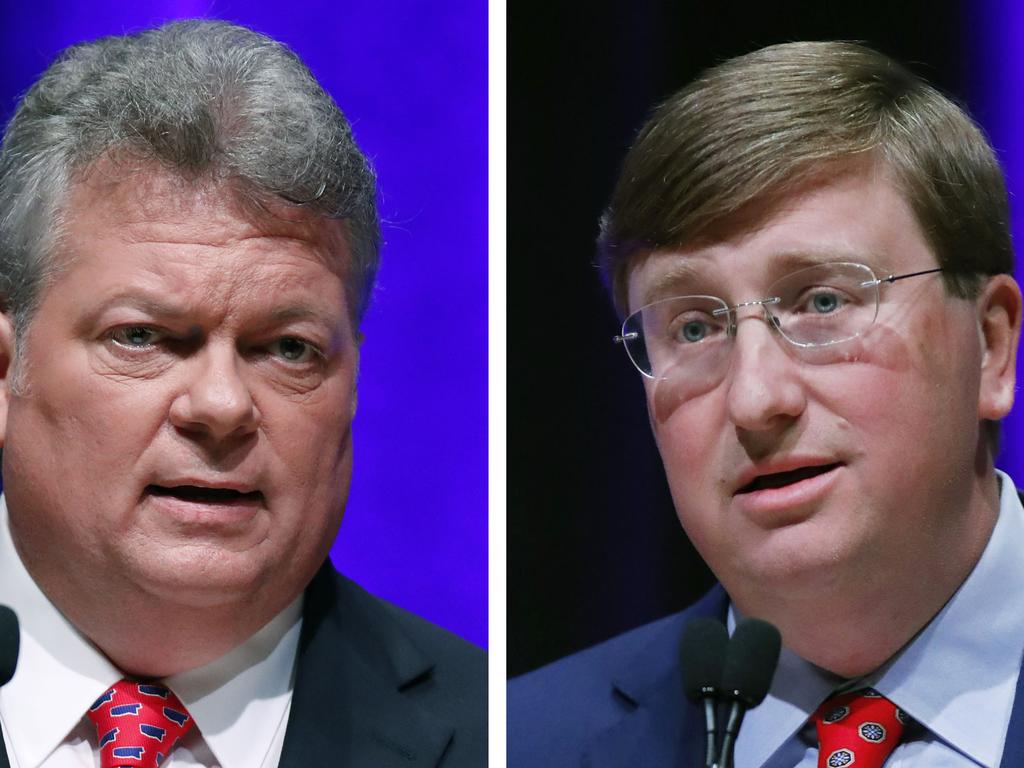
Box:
[508, 1, 975, 677]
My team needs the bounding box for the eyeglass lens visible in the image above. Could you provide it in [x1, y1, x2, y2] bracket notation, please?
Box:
[621, 262, 882, 383]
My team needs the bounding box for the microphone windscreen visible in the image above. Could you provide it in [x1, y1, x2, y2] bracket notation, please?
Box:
[721, 618, 781, 708]
[0, 604, 18, 686]
[680, 617, 729, 701]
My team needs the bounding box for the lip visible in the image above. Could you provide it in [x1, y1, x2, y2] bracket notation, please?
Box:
[733, 457, 842, 496]
[142, 482, 265, 528]
[731, 459, 843, 523]
[150, 478, 260, 494]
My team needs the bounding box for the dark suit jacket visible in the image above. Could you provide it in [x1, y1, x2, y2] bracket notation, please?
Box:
[508, 585, 1024, 768]
[279, 563, 487, 767]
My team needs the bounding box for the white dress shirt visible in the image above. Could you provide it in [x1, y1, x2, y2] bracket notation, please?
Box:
[0, 495, 303, 768]
[734, 469, 1024, 768]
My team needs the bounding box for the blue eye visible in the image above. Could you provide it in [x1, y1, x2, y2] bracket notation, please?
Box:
[111, 326, 162, 347]
[675, 320, 711, 343]
[812, 292, 841, 313]
[269, 337, 320, 363]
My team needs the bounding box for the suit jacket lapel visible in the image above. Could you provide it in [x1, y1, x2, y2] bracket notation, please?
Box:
[1000, 492, 1024, 767]
[999, 645, 1024, 767]
[278, 565, 455, 767]
[584, 587, 728, 768]
[584, 679, 705, 768]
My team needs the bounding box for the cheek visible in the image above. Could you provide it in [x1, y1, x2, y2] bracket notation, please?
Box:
[261, 383, 356, 483]
[10, 371, 160, 477]
[848, 307, 981, 430]
[649, 366, 709, 424]
[3, 386, 155, 557]
[812, 328, 983, 501]
[261, 403, 353, 560]
[647, 383, 730, 502]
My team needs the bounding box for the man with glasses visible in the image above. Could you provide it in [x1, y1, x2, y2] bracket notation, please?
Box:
[509, 41, 1024, 766]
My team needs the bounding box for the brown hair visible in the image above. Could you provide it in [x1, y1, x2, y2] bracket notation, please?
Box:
[598, 41, 1012, 314]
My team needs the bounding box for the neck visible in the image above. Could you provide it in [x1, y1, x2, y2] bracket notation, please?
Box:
[61, 584, 299, 677]
[99, 604, 293, 678]
[9, 532, 309, 677]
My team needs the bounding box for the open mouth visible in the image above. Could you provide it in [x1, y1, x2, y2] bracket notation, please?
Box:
[736, 463, 841, 495]
[146, 485, 263, 504]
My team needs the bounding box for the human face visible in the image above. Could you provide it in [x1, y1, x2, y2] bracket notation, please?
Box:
[626, 167, 1016, 607]
[0, 169, 359, 614]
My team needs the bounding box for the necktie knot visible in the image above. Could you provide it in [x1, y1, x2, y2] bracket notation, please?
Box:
[86, 679, 195, 768]
[813, 688, 911, 768]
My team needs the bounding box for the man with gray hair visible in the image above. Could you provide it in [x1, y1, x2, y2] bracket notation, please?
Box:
[510, 41, 1024, 767]
[0, 19, 485, 768]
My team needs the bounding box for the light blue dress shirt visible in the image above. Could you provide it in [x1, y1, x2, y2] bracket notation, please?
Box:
[733, 470, 1024, 768]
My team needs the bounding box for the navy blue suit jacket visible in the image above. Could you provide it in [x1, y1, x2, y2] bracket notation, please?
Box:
[279, 564, 487, 767]
[508, 585, 1024, 767]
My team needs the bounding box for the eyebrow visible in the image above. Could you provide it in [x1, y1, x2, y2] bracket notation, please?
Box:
[637, 247, 885, 307]
[638, 261, 708, 307]
[265, 305, 344, 332]
[765, 249, 881, 275]
[77, 292, 342, 334]
[74, 294, 187, 334]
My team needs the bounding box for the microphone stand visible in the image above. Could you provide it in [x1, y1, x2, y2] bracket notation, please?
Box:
[0, 604, 19, 768]
[701, 696, 718, 768]
[718, 699, 746, 768]
[704, 617, 781, 768]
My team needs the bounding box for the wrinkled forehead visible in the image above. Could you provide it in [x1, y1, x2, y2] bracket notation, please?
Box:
[60, 156, 353, 280]
[28, 162, 359, 336]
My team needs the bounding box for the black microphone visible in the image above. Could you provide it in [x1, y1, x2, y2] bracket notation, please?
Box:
[0, 604, 18, 768]
[0, 605, 17, 687]
[681, 618, 729, 768]
[718, 618, 781, 768]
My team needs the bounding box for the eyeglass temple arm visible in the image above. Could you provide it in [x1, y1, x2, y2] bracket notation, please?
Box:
[875, 267, 944, 285]
[612, 332, 638, 345]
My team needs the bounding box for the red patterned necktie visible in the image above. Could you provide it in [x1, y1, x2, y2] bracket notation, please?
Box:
[86, 679, 195, 768]
[813, 689, 910, 768]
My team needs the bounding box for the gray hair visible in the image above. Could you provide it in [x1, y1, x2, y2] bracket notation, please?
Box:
[0, 19, 380, 348]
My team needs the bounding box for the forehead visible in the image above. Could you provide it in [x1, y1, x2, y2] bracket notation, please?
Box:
[49, 164, 353, 318]
[624, 169, 935, 312]
[63, 162, 347, 262]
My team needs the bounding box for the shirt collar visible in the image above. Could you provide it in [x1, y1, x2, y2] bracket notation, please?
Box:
[168, 595, 302, 768]
[0, 495, 120, 768]
[872, 470, 1024, 766]
[0, 494, 302, 768]
[734, 470, 1024, 768]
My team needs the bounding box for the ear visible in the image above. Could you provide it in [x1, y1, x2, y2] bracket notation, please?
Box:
[0, 314, 14, 448]
[977, 274, 1023, 421]
[350, 331, 363, 419]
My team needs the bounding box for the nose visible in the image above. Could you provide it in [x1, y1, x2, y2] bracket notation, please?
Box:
[724, 311, 807, 434]
[169, 344, 260, 441]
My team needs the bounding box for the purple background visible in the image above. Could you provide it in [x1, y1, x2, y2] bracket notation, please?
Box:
[0, 1, 487, 647]
[972, 3, 1024, 481]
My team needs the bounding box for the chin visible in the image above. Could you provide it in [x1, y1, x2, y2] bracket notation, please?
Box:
[723, 533, 853, 596]
[125, 545, 282, 608]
